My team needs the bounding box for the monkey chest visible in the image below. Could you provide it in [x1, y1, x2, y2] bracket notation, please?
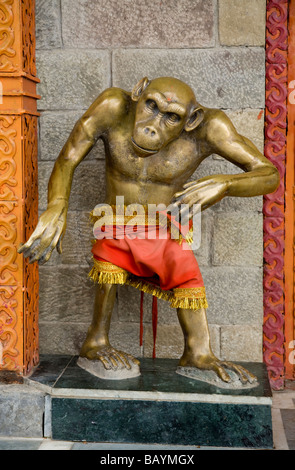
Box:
[107, 136, 199, 184]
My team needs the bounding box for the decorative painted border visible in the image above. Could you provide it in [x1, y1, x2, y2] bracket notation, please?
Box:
[0, 0, 39, 375]
[284, 0, 295, 382]
[263, 0, 288, 390]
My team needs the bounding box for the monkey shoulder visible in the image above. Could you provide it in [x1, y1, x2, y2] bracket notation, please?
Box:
[86, 87, 132, 130]
[100, 87, 131, 119]
[202, 108, 238, 149]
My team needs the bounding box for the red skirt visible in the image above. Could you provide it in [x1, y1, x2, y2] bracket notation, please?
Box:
[90, 225, 208, 310]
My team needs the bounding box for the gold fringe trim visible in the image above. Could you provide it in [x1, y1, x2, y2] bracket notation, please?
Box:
[88, 268, 128, 285]
[172, 286, 208, 309]
[170, 297, 208, 310]
[175, 226, 194, 245]
[88, 260, 208, 309]
[184, 227, 194, 245]
[173, 286, 207, 298]
[125, 276, 174, 302]
[88, 259, 129, 285]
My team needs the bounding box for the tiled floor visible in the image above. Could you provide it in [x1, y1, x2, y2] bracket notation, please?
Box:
[0, 389, 294, 451]
[271, 388, 295, 450]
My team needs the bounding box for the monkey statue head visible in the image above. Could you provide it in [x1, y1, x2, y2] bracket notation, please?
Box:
[131, 76, 204, 157]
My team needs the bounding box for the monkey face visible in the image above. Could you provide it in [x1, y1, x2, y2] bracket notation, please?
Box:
[131, 77, 204, 157]
[132, 92, 188, 156]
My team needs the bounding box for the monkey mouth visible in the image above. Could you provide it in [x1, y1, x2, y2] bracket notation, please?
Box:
[131, 138, 158, 156]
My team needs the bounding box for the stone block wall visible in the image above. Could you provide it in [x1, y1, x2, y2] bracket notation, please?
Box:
[35, 0, 266, 362]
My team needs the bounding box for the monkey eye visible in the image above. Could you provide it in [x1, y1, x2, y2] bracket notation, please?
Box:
[166, 113, 181, 124]
[145, 99, 158, 112]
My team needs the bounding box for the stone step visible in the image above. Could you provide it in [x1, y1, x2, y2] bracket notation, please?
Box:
[24, 355, 273, 448]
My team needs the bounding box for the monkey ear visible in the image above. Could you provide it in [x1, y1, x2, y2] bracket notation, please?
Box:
[131, 77, 151, 101]
[184, 107, 204, 132]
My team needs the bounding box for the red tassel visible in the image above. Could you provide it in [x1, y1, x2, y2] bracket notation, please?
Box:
[140, 291, 144, 347]
[152, 296, 158, 359]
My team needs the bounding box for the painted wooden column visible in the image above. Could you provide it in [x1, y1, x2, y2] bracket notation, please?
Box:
[285, 0, 295, 381]
[0, 0, 39, 375]
[264, 0, 288, 390]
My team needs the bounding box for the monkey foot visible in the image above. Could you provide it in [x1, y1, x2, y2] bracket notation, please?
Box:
[176, 365, 258, 389]
[77, 346, 141, 380]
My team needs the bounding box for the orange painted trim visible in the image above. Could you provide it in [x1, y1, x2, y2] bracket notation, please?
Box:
[0, 0, 39, 375]
[285, 0, 295, 380]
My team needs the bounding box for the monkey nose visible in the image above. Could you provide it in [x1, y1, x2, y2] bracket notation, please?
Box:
[144, 127, 156, 137]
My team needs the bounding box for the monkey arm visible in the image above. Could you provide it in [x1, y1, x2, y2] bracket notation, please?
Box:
[48, 87, 127, 204]
[203, 111, 279, 196]
[172, 111, 279, 215]
[18, 87, 127, 264]
[18, 112, 98, 264]
[47, 120, 96, 205]
[209, 130, 280, 198]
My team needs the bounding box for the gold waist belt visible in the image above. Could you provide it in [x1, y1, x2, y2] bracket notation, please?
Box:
[90, 204, 193, 244]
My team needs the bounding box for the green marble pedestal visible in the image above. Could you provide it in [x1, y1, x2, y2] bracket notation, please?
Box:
[27, 355, 273, 448]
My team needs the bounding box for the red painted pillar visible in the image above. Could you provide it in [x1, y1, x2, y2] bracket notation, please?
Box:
[264, 0, 288, 390]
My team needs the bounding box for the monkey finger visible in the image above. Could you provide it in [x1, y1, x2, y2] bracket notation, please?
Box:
[114, 351, 132, 370]
[124, 352, 139, 368]
[188, 198, 210, 217]
[107, 354, 120, 370]
[173, 189, 189, 199]
[179, 204, 194, 221]
[29, 250, 46, 264]
[22, 238, 43, 260]
[38, 244, 56, 265]
[107, 350, 129, 370]
[221, 362, 257, 384]
[39, 227, 64, 265]
[20, 221, 59, 259]
[237, 365, 257, 383]
[28, 239, 53, 264]
[171, 193, 194, 208]
[121, 352, 141, 369]
[108, 352, 130, 370]
[28, 227, 62, 264]
[17, 242, 25, 253]
[128, 355, 140, 366]
[212, 364, 231, 383]
[96, 354, 112, 370]
[220, 362, 248, 384]
[170, 193, 182, 203]
[56, 237, 63, 254]
[38, 252, 50, 266]
[173, 185, 200, 200]
[173, 184, 208, 204]
[18, 235, 40, 254]
[111, 350, 139, 370]
[169, 201, 182, 214]
[182, 179, 214, 190]
[17, 226, 45, 254]
[188, 203, 203, 220]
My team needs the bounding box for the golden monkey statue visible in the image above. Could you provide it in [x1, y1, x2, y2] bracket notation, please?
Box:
[19, 77, 279, 386]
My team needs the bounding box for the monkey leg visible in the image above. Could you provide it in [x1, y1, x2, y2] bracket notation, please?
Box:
[79, 283, 140, 371]
[177, 307, 256, 384]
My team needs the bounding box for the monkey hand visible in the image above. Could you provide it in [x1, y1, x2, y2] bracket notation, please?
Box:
[172, 174, 229, 219]
[18, 199, 68, 265]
